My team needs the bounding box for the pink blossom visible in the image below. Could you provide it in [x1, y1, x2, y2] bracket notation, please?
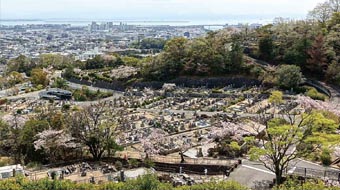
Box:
[210, 122, 251, 142]
[34, 130, 78, 153]
[296, 95, 340, 116]
[140, 129, 167, 155]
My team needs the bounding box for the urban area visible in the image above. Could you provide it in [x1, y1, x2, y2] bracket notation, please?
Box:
[0, 0, 340, 190]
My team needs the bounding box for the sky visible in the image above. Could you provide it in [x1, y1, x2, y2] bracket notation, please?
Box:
[1, 0, 326, 21]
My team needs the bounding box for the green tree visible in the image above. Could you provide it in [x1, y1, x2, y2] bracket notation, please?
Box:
[227, 36, 244, 72]
[85, 55, 105, 69]
[20, 119, 49, 163]
[51, 77, 67, 89]
[275, 65, 303, 89]
[162, 37, 188, 77]
[6, 55, 34, 74]
[268, 90, 284, 105]
[7, 71, 24, 86]
[258, 35, 274, 62]
[250, 108, 340, 185]
[275, 178, 340, 190]
[39, 54, 72, 69]
[283, 38, 312, 67]
[30, 68, 49, 87]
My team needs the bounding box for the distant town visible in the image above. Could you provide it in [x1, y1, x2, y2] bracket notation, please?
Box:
[0, 21, 263, 60]
[0, 0, 339, 189]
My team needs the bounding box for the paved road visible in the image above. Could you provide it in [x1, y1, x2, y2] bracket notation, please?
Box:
[3, 90, 42, 100]
[322, 82, 340, 105]
[229, 159, 340, 188]
[229, 160, 274, 188]
[73, 93, 124, 106]
[66, 81, 117, 93]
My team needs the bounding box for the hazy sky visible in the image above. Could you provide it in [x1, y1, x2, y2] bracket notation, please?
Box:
[1, 0, 325, 20]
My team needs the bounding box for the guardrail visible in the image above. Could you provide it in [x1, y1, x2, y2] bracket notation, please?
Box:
[291, 167, 340, 181]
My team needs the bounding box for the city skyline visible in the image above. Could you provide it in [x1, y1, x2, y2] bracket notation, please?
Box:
[1, 0, 325, 21]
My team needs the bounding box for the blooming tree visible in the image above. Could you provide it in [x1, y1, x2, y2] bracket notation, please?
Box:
[249, 95, 340, 185]
[140, 128, 192, 163]
[69, 102, 119, 160]
[34, 130, 78, 162]
[296, 95, 340, 116]
[209, 121, 261, 142]
[140, 128, 167, 158]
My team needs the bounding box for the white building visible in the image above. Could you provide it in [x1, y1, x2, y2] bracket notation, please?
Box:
[0, 165, 24, 179]
[75, 47, 103, 61]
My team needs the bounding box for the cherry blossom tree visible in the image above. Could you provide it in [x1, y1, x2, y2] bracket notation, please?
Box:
[140, 128, 167, 158]
[209, 121, 261, 142]
[296, 95, 340, 116]
[34, 130, 78, 162]
[140, 128, 192, 163]
[69, 102, 119, 160]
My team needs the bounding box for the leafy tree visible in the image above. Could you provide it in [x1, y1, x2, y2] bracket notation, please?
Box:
[63, 66, 75, 79]
[283, 38, 312, 67]
[162, 37, 188, 77]
[326, 61, 340, 85]
[227, 36, 244, 72]
[39, 54, 72, 69]
[122, 56, 140, 67]
[85, 55, 105, 69]
[0, 116, 27, 164]
[306, 87, 328, 101]
[275, 65, 303, 89]
[268, 90, 284, 105]
[6, 55, 35, 74]
[275, 177, 340, 190]
[250, 98, 340, 185]
[258, 35, 274, 62]
[7, 71, 24, 86]
[51, 77, 67, 89]
[139, 38, 166, 49]
[30, 68, 49, 87]
[327, 12, 340, 29]
[307, 34, 328, 76]
[20, 119, 49, 163]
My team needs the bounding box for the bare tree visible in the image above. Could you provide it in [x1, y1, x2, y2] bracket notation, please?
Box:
[308, 2, 333, 23]
[69, 102, 118, 160]
[329, 0, 340, 12]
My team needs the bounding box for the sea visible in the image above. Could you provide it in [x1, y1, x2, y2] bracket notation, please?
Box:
[0, 18, 274, 27]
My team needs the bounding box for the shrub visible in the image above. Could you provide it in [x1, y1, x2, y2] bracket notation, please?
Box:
[128, 159, 139, 169]
[306, 88, 327, 101]
[143, 158, 155, 168]
[320, 148, 332, 166]
[0, 157, 13, 167]
[36, 84, 44, 90]
[62, 104, 71, 111]
[275, 65, 302, 89]
[115, 161, 123, 171]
